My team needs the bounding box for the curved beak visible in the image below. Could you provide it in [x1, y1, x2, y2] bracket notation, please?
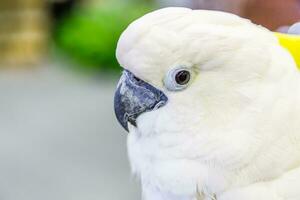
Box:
[114, 70, 168, 132]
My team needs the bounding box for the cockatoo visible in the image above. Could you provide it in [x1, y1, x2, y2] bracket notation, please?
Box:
[114, 7, 300, 200]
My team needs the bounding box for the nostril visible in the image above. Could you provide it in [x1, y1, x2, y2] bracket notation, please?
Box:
[125, 70, 143, 84]
[133, 76, 142, 84]
[134, 76, 140, 81]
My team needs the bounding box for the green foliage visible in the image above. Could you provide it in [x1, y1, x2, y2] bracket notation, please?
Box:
[54, 2, 154, 72]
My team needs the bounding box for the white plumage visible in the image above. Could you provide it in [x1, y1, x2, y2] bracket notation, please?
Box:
[116, 7, 300, 200]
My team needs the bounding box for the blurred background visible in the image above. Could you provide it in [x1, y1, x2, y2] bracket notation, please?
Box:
[0, 0, 299, 200]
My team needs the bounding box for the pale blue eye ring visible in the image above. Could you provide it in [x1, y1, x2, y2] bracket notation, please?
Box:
[164, 67, 192, 91]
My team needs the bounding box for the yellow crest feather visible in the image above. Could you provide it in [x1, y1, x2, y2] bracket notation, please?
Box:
[275, 33, 300, 69]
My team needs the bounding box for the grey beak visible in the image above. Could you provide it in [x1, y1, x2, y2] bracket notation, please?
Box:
[114, 70, 168, 132]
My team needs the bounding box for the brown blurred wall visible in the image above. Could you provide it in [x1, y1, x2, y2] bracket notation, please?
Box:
[242, 0, 300, 30]
[193, 0, 300, 30]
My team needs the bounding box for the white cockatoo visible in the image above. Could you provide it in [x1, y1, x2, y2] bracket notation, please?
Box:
[114, 7, 300, 200]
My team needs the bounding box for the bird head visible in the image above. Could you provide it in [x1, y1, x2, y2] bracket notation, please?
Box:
[114, 7, 298, 137]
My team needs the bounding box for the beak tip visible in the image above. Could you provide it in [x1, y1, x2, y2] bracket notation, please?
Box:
[122, 123, 129, 132]
[115, 111, 129, 132]
[114, 88, 129, 133]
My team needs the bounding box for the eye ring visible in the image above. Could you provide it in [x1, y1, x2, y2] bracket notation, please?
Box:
[164, 67, 192, 91]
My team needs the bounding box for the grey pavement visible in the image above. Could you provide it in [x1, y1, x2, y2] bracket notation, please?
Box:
[0, 65, 140, 200]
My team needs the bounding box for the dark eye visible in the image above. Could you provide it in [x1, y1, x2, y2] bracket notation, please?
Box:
[175, 70, 190, 85]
